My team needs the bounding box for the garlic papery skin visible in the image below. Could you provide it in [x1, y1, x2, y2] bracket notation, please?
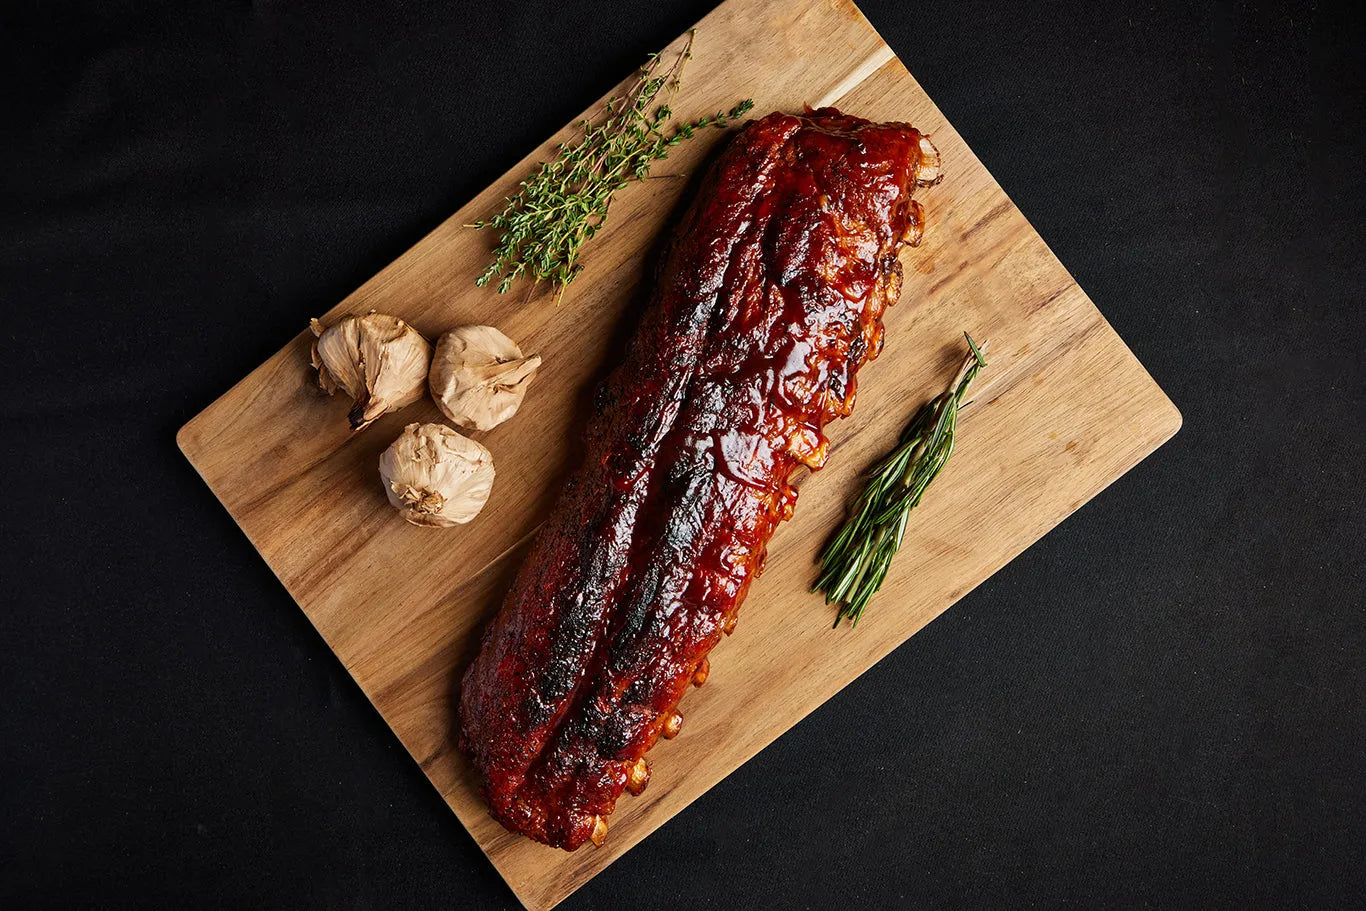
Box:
[429, 325, 541, 431]
[378, 423, 495, 527]
[310, 312, 432, 431]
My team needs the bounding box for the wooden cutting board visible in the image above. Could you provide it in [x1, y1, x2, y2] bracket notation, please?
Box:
[178, 0, 1180, 906]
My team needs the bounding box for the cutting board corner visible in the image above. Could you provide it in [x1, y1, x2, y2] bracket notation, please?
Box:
[177, 0, 1184, 908]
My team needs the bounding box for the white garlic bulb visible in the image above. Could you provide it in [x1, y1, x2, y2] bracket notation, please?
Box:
[310, 312, 432, 431]
[378, 422, 495, 527]
[429, 325, 541, 431]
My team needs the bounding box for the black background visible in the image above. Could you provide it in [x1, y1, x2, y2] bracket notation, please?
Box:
[3, 0, 1363, 907]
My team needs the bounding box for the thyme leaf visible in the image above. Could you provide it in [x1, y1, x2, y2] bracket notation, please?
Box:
[469, 30, 754, 303]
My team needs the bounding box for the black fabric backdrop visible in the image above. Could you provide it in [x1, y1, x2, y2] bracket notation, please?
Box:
[2, 0, 1363, 907]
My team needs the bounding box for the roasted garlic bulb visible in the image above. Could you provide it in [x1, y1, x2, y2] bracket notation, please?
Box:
[429, 325, 541, 431]
[378, 422, 495, 527]
[310, 312, 431, 430]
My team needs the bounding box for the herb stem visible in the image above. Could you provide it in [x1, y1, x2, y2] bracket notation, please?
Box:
[471, 31, 753, 302]
[815, 333, 990, 627]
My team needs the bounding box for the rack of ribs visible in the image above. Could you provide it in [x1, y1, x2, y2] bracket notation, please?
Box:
[458, 107, 942, 849]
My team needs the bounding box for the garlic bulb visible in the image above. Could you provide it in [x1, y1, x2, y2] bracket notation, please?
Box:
[378, 423, 495, 527]
[310, 312, 432, 431]
[429, 325, 541, 431]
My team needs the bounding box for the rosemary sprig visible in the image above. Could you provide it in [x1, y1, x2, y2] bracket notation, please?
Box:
[814, 333, 990, 628]
[468, 30, 754, 303]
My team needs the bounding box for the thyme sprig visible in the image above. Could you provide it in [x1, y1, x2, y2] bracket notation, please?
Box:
[469, 30, 754, 302]
[815, 333, 990, 628]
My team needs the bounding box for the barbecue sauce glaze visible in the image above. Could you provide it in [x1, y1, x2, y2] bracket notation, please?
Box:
[459, 108, 940, 849]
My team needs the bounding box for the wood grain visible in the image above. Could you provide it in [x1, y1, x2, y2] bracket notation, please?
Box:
[177, 0, 1181, 907]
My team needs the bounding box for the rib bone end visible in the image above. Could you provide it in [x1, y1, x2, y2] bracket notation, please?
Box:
[662, 711, 683, 740]
[625, 758, 651, 795]
[692, 657, 710, 687]
[589, 815, 608, 847]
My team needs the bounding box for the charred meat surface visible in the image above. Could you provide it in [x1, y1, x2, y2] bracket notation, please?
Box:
[459, 108, 941, 849]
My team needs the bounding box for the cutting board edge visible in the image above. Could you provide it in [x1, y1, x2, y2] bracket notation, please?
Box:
[169, 0, 1189, 903]
[484, 351, 1182, 911]
[175, 333, 1182, 911]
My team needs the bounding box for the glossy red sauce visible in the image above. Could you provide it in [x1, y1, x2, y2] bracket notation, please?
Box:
[459, 108, 940, 849]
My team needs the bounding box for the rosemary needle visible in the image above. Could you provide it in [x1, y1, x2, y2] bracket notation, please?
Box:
[469, 30, 754, 303]
[815, 333, 990, 628]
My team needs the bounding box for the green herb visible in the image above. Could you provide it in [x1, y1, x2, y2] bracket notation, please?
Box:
[468, 30, 754, 303]
[814, 333, 990, 628]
